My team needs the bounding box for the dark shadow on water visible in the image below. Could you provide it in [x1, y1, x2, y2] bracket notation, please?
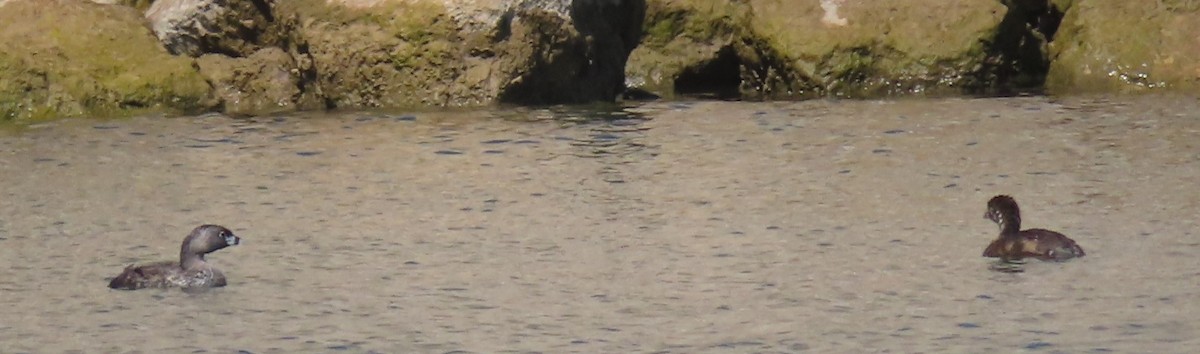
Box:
[491, 101, 649, 125]
[989, 259, 1026, 274]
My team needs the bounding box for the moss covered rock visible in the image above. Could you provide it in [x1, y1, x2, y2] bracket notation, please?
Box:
[625, 0, 764, 99]
[1047, 0, 1200, 93]
[628, 0, 1010, 99]
[276, 0, 468, 108]
[0, 0, 214, 122]
[755, 0, 1006, 97]
[196, 47, 322, 116]
[272, 0, 642, 109]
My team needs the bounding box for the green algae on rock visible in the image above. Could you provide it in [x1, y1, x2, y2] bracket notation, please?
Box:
[153, 0, 643, 111]
[277, 0, 470, 109]
[0, 0, 214, 122]
[275, 0, 642, 109]
[1047, 0, 1200, 94]
[628, 0, 1018, 99]
[196, 48, 323, 117]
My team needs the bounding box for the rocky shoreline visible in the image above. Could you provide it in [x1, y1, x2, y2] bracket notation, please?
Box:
[1, 0, 1196, 121]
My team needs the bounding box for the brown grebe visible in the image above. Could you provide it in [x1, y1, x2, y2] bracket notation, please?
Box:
[983, 195, 1085, 261]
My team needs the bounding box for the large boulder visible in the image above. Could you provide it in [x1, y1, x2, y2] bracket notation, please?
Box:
[286, 0, 644, 107]
[144, 0, 645, 110]
[762, 0, 1009, 97]
[146, 0, 284, 57]
[1046, 0, 1200, 93]
[626, 0, 775, 99]
[0, 0, 214, 122]
[196, 47, 322, 116]
[628, 0, 1016, 99]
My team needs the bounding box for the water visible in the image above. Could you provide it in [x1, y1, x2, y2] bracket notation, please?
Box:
[0, 96, 1197, 352]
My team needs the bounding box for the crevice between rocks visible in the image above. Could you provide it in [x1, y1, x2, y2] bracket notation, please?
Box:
[674, 46, 741, 100]
[979, 0, 1064, 95]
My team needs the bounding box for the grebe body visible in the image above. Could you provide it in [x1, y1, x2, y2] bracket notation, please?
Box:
[983, 195, 1085, 261]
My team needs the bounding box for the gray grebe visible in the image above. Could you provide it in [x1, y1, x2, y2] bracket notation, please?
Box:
[108, 225, 241, 290]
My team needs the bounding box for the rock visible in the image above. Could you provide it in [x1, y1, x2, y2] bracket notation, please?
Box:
[491, 0, 646, 104]
[1046, 0, 1200, 93]
[139, 0, 643, 111]
[196, 47, 322, 116]
[626, 0, 768, 99]
[0, 0, 214, 121]
[277, 0, 644, 108]
[628, 0, 1014, 99]
[145, 0, 281, 57]
[279, 0, 463, 108]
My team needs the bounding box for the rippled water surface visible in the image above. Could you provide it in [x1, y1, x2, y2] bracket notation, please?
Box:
[1, 96, 1198, 353]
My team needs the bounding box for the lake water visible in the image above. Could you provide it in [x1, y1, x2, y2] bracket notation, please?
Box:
[1, 96, 1197, 353]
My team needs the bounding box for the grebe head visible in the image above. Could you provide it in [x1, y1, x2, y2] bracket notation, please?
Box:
[180, 224, 240, 268]
[984, 195, 1016, 220]
[985, 195, 1021, 232]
